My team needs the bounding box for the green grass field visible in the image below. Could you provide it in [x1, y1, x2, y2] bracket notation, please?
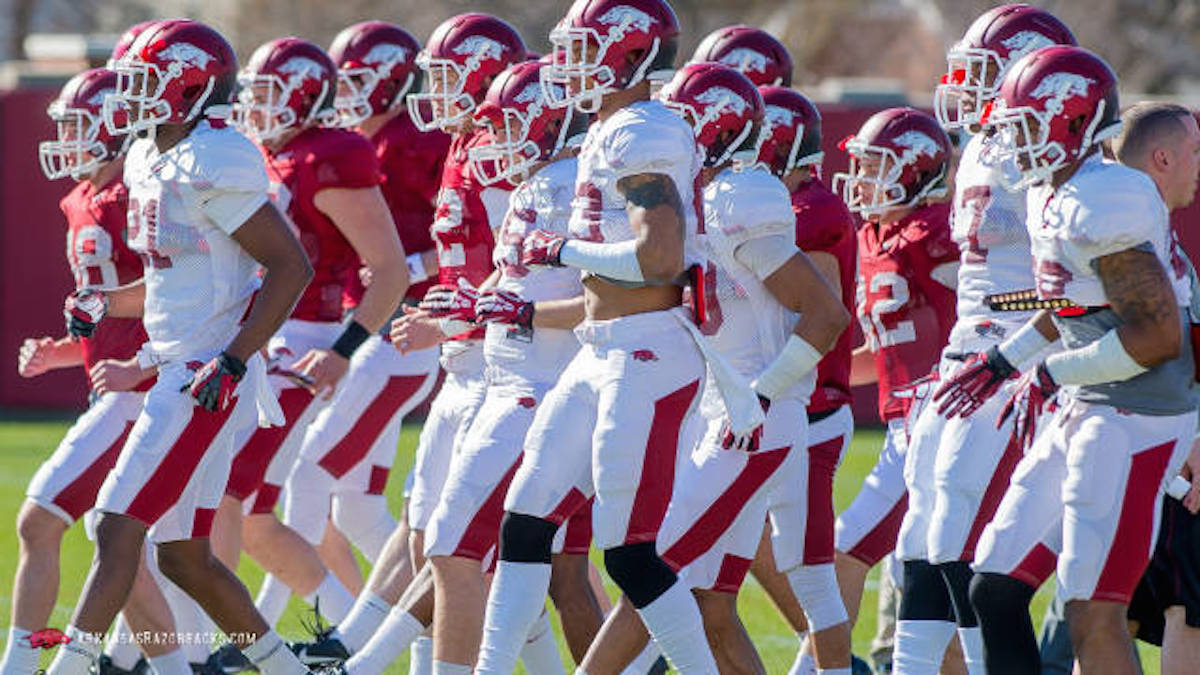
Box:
[0, 420, 1162, 672]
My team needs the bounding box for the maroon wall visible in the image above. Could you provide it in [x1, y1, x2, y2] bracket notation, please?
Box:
[2, 95, 1199, 414]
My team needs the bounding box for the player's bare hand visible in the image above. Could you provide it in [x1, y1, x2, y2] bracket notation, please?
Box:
[18, 337, 56, 378]
[390, 305, 444, 354]
[359, 265, 373, 288]
[90, 358, 149, 395]
[293, 348, 349, 400]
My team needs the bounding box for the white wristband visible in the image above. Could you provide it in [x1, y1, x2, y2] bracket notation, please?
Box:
[1043, 329, 1148, 386]
[559, 239, 645, 283]
[406, 252, 429, 284]
[996, 320, 1054, 369]
[753, 334, 822, 401]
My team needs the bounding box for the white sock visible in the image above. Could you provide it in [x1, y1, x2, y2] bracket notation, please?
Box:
[148, 648, 190, 675]
[431, 662, 471, 675]
[892, 620, 956, 675]
[46, 626, 102, 675]
[304, 573, 355, 624]
[256, 574, 293, 627]
[634, 581, 719, 673]
[475, 561, 552, 674]
[152, 565, 214, 664]
[240, 630, 307, 675]
[786, 632, 814, 675]
[344, 610, 425, 675]
[103, 615, 141, 670]
[335, 592, 392, 653]
[816, 669, 850, 675]
[957, 626, 986, 675]
[1, 626, 39, 675]
[518, 609, 564, 674]
[619, 641, 661, 675]
[408, 636, 433, 675]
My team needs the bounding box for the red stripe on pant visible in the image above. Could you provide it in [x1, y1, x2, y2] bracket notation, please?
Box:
[53, 422, 134, 521]
[1011, 543, 1057, 589]
[225, 388, 313, 500]
[367, 465, 390, 495]
[623, 379, 700, 546]
[803, 435, 844, 566]
[250, 483, 282, 515]
[318, 375, 429, 478]
[544, 488, 589, 527]
[661, 447, 789, 572]
[451, 459, 523, 561]
[563, 498, 594, 555]
[124, 402, 237, 528]
[1093, 440, 1176, 603]
[712, 554, 754, 594]
[961, 433, 1024, 561]
[845, 493, 909, 567]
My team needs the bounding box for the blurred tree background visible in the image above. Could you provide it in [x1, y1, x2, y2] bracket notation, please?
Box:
[2, 0, 1198, 98]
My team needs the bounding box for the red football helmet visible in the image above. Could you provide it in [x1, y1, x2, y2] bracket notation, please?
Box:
[660, 62, 763, 168]
[692, 25, 792, 87]
[108, 20, 160, 68]
[833, 107, 951, 217]
[756, 85, 823, 178]
[406, 13, 526, 133]
[235, 37, 338, 142]
[328, 21, 421, 128]
[543, 0, 680, 113]
[104, 19, 237, 135]
[40, 68, 129, 180]
[469, 59, 577, 185]
[982, 46, 1119, 189]
[935, 4, 1075, 129]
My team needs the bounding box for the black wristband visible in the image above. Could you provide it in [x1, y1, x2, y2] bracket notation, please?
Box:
[218, 351, 247, 379]
[332, 320, 371, 360]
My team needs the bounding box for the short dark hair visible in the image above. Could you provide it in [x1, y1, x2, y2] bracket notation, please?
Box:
[1111, 102, 1194, 168]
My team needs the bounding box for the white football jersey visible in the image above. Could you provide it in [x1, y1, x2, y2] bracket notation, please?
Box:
[123, 121, 268, 362]
[486, 157, 583, 383]
[701, 166, 812, 407]
[569, 99, 704, 279]
[948, 133, 1033, 351]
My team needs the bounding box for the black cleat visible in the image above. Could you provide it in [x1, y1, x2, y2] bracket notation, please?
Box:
[289, 634, 350, 668]
[646, 655, 669, 674]
[95, 655, 148, 675]
[205, 643, 257, 674]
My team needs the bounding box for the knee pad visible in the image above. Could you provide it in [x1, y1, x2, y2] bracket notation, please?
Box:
[969, 572, 1039, 675]
[331, 492, 396, 563]
[899, 559, 954, 622]
[604, 542, 677, 609]
[787, 564, 849, 631]
[937, 561, 979, 628]
[282, 459, 336, 544]
[499, 512, 558, 564]
[969, 572, 1034, 623]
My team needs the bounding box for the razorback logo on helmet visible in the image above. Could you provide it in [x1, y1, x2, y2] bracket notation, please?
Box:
[718, 48, 769, 75]
[763, 104, 795, 133]
[1030, 72, 1095, 112]
[156, 42, 214, 69]
[452, 35, 508, 61]
[892, 130, 942, 162]
[87, 90, 112, 107]
[1000, 30, 1056, 58]
[278, 56, 327, 83]
[362, 43, 409, 66]
[514, 81, 543, 104]
[596, 6, 658, 34]
[695, 86, 748, 116]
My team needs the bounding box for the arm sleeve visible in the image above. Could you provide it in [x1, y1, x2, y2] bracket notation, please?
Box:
[313, 135, 381, 190]
[794, 195, 852, 254]
[733, 234, 799, 281]
[908, 220, 960, 330]
[195, 135, 271, 235]
[480, 187, 513, 233]
[1063, 169, 1170, 268]
[605, 113, 697, 181]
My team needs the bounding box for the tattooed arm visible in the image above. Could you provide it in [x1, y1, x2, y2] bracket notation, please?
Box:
[616, 172, 686, 284]
[1096, 247, 1182, 366]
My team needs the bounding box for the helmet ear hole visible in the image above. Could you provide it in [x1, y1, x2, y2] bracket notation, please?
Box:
[1067, 114, 1088, 136]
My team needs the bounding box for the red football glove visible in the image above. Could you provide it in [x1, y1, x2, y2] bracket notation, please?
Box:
[184, 352, 246, 412]
[998, 361, 1059, 451]
[933, 346, 1017, 418]
[521, 229, 566, 267]
[64, 288, 108, 338]
[475, 289, 535, 328]
[419, 283, 479, 321]
[721, 396, 772, 452]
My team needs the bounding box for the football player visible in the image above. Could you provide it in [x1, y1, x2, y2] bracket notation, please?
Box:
[892, 6, 1076, 674]
[475, 0, 742, 671]
[218, 35, 407, 629]
[829, 107, 958, 654]
[578, 62, 850, 674]
[940, 47, 1196, 675]
[45, 19, 314, 675]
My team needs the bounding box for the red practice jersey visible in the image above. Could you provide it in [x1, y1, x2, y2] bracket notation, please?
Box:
[353, 110, 450, 305]
[856, 202, 958, 421]
[60, 171, 150, 389]
[792, 178, 857, 415]
[262, 127, 381, 322]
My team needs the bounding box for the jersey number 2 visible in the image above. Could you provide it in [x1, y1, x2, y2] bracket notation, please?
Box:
[859, 272, 916, 349]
